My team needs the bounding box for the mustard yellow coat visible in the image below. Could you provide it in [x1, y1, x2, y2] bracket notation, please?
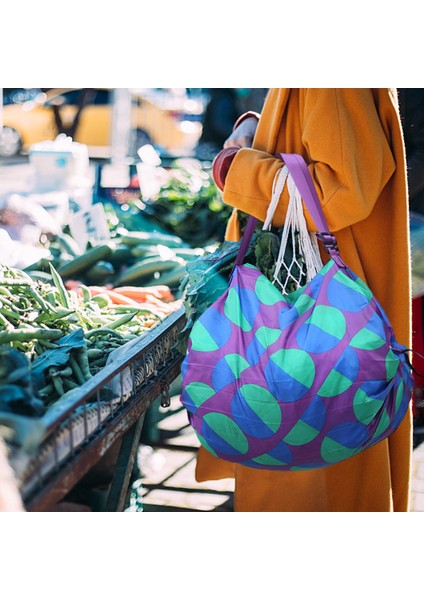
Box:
[195, 88, 413, 512]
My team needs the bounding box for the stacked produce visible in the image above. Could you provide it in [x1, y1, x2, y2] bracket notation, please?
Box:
[138, 160, 233, 246]
[0, 262, 182, 414]
[0, 161, 233, 422]
[24, 206, 202, 294]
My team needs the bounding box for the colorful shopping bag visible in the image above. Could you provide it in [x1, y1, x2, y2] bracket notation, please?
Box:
[180, 154, 413, 470]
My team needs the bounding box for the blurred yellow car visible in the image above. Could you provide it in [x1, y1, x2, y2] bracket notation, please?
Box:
[0, 88, 205, 159]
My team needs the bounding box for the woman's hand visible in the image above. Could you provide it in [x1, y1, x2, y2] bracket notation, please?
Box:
[213, 112, 260, 190]
[223, 116, 259, 149]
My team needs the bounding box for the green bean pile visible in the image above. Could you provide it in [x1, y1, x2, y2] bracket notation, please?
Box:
[0, 263, 163, 409]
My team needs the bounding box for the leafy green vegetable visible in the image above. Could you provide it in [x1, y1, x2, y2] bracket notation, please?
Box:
[180, 236, 258, 341]
[100, 199, 172, 235]
[254, 231, 280, 281]
[141, 164, 233, 246]
[0, 347, 44, 416]
[31, 329, 86, 389]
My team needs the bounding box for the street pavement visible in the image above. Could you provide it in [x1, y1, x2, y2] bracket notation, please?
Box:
[129, 396, 234, 512]
[411, 430, 424, 512]
[130, 395, 424, 512]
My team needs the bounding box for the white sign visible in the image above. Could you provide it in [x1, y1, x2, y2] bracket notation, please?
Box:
[68, 202, 110, 251]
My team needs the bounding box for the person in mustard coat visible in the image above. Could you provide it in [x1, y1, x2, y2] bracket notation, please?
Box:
[195, 88, 413, 512]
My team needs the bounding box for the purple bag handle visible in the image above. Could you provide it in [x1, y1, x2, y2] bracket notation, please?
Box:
[234, 153, 343, 268]
[280, 153, 328, 232]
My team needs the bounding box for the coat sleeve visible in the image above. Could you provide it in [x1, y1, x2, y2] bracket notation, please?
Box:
[222, 88, 397, 233]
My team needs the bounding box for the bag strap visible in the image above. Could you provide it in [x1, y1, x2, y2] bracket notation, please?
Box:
[233, 153, 345, 268]
[233, 214, 259, 268]
[279, 153, 329, 233]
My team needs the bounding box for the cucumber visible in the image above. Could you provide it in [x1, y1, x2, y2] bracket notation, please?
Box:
[119, 231, 186, 248]
[57, 244, 113, 278]
[142, 264, 188, 288]
[58, 233, 82, 258]
[85, 261, 116, 284]
[23, 257, 53, 273]
[174, 248, 205, 259]
[108, 245, 134, 266]
[115, 256, 186, 285]
[130, 244, 164, 258]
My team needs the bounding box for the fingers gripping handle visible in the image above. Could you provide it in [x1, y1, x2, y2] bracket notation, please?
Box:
[234, 153, 344, 269]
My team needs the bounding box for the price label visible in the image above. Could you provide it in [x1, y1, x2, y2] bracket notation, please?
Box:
[69, 203, 110, 251]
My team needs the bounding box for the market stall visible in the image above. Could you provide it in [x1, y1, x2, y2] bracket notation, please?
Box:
[0, 188, 190, 509]
[0, 112, 231, 510]
[11, 305, 186, 511]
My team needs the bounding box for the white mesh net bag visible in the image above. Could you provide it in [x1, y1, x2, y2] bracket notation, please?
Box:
[263, 166, 323, 294]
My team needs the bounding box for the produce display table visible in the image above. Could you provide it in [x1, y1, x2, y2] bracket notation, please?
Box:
[0, 157, 230, 512]
[8, 307, 186, 512]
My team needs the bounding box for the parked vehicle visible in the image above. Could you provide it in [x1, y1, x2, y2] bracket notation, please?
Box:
[0, 88, 205, 159]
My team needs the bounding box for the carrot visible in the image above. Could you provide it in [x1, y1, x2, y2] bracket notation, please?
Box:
[107, 292, 141, 306]
[142, 295, 183, 313]
[87, 287, 140, 306]
[113, 285, 174, 302]
[85, 285, 108, 294]
[122, 300, 172, 318]
[64, 280, 85, 291]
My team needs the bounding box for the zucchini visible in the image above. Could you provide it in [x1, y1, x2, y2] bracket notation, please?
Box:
[57, 244, 113, 279]
[108, 245, 134, 266]
[132, 250, 162, 262]
[85, 261, 116, 284]
[115, 256, 186, 285]
[142, 264, 188, 288]
[58, 233, 82, 258]
[23, 257, 53, 273]
[119, 231, 186, 248]
[174, 248, 205, 259]
[130, 244, 164, 258]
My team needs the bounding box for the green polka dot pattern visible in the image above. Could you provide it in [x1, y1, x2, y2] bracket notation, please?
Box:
[181, 259, 413, 470]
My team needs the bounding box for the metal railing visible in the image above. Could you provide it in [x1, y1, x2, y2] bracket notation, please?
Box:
[8, 307, 187, 507]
